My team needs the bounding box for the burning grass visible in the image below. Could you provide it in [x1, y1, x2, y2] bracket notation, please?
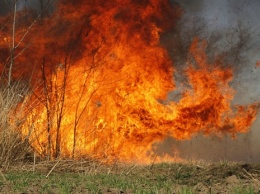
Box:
[0, 160, 259, 193]
[0, 0, 259, 164]
[0, 82, 33, 168]
[0, 84, 258, 193]
[0, 2, 259, 193]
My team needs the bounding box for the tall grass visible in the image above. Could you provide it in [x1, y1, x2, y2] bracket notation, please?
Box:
[0, 81, 33, 168]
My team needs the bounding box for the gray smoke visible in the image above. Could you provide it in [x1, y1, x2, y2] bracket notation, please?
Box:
[0, 0, 55, 16]
[160, 0, 260, 163]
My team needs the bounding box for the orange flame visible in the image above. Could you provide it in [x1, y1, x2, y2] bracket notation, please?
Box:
[0, 0, 258, 163]
[256, 61, 260, 68]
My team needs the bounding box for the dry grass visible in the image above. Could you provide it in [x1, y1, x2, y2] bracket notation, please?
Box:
[0, 82, 33, 168]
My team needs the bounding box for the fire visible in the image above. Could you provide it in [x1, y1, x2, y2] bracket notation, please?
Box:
[0, 0, 258, 163]
[256, 61, 260, 68]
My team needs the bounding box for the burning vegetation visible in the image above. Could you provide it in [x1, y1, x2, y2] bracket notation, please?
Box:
[0, 0, 258, 164]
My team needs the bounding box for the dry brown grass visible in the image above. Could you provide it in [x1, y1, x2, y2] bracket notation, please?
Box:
[0, 82, 33, 168]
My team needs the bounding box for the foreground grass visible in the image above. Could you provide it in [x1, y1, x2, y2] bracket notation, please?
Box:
[3, 171, 177, 193]
[0, 161, 259, 193]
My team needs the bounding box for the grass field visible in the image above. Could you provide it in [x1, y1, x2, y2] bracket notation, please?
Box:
[0, 160, 259, 194]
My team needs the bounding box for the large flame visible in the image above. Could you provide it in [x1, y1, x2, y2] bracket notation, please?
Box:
[0, 0, 258, 163]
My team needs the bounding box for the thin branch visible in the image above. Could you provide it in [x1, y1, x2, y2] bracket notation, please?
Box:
[46, 159, 60, 178]
[14, 14, 41, 50]
[8, 0, 18, 86]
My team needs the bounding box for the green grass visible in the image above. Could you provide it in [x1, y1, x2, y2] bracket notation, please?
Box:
[3, 172, 257, 194]
[233, 186, 256, 194]
[3, 171, 176, 193]
[0, 162, 259, 194]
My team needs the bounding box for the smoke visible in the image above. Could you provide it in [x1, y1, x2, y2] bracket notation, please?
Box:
[161, 0, 260, 162]
[0, 0, 29, 13]
[0, 0, 55, 16]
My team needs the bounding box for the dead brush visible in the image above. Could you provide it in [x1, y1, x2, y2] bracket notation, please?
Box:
[0, 81, 33, 168]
